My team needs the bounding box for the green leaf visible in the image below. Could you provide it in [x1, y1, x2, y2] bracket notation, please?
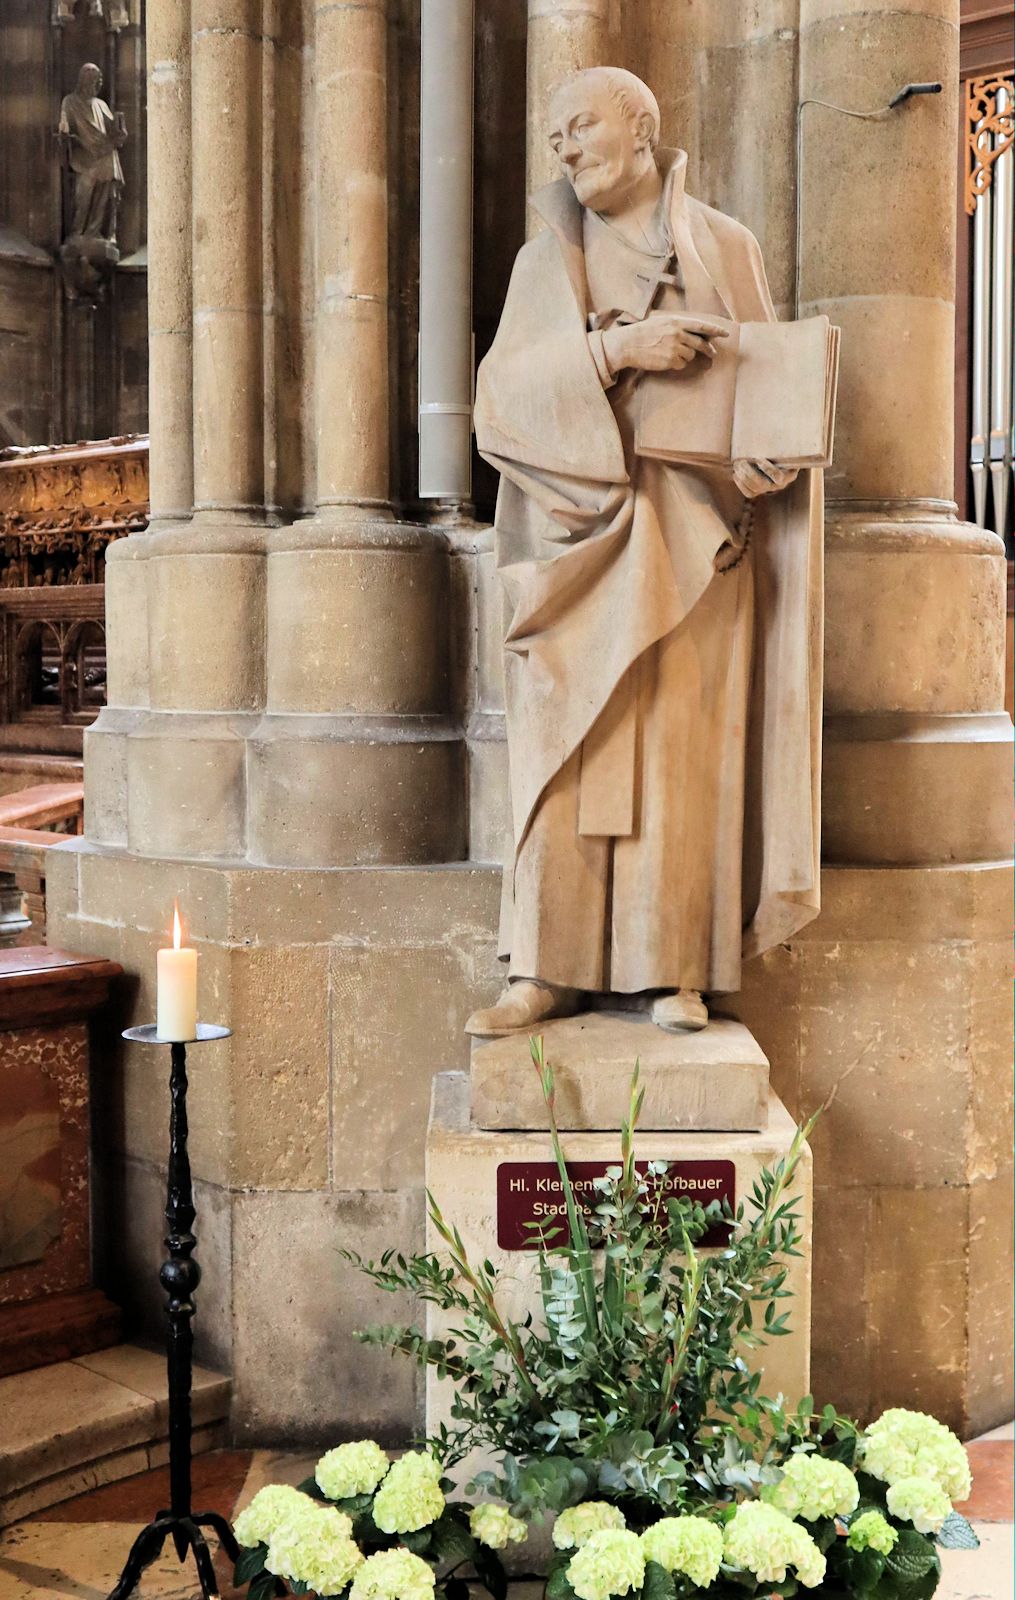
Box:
[473, 1542, 509, 1600]
[641, 1560, 676, 1600]
[936, 1511, 980, 1550]
[846, 1545, 886, 1596]
[233, 1544, 268, 1584]
[296, 1474, 328, 1500]
[248, 1573, 280, 1600]
[430, 1511, 477, 1564]
[886, 1528, 940, 1584]
[399, 1528, 434, 1555]
[546, 1565, 578, 1600]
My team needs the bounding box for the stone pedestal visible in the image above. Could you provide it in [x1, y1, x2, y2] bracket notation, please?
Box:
[471, 1013, 769, 1132]
[425, 1022, 812, 1462]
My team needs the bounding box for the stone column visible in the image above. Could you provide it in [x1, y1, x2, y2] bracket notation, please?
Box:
[312, 0, 390, 518]
[526, 0, 610, 203]
[50, 0, 489, 1448]
[146, 2, 192, 525]
[798, 0, 1010, 861]
[190, 3, 265, 518]
[737, 0, 1013, 1434]
[250, 0, 463, 870]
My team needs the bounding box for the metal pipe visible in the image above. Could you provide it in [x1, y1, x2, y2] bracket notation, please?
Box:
[970, 122, 992, 529]
[988, 83, 1013, 539]
[418, 0, 475, 504]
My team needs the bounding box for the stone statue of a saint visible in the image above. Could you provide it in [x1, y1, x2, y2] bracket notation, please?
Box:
[466, 68, 823, 1039]
[59, 63, 127, 243]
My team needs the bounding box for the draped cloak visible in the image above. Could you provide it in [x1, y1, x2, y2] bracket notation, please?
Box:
[59, 90, 124, 239]
[474, 149, 823, 988]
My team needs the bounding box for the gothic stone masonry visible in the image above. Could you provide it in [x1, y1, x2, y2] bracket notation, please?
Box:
[45, 0, 1014, 1444]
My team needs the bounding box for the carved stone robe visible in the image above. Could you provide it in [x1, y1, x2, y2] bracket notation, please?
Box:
[59, 90, 124, 240]
[474, 149, 823, 995]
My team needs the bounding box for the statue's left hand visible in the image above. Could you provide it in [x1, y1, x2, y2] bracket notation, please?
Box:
[733, 458, 798, 498]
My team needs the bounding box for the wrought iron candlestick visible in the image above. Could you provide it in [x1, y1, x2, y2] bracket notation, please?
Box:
[108, 1022, 236, 1600]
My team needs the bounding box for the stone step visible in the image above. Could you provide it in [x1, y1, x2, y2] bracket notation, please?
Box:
[470, 1011, 769, 1132]
[0, 1344, 230, 1526]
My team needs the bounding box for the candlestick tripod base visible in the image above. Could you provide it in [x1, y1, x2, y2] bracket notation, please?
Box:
[106, 1024, 282, 1600]
[108, 1509, 240, 1600]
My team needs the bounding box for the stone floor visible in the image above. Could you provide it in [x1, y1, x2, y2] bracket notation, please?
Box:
[0, 1430, 1010, 1598]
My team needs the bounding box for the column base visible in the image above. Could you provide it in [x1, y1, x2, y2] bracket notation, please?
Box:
[45, 838, 504, 1443]
[734, 859, 1013, 1436]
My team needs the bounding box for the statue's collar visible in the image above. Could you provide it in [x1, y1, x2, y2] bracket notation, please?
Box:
[529, 147, 689, 242]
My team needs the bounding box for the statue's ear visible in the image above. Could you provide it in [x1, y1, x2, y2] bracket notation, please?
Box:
[633, 110, 656, 152]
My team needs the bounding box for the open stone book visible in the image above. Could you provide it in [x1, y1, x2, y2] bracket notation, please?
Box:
[635, 312, 840, 468]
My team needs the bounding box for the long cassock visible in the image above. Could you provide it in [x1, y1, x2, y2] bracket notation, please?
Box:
[473, 148, 824, 997]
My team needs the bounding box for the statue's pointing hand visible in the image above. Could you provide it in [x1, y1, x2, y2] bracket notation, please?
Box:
[602, 312, 729, 374]
[733, 458, 799, 497]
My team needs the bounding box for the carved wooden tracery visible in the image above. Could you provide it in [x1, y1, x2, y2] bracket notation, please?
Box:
[0, 436, 147, 588]
[0, 436, 148, 749]
[966, 73, 1015, 214]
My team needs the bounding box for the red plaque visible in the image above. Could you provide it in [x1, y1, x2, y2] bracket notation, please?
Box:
[496, 1160, 735, 1251]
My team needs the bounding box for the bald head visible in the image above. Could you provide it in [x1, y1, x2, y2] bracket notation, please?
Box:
[548, 67, 662, 213]
[76, 62, 103, 96]
[554, 68, 661, 149]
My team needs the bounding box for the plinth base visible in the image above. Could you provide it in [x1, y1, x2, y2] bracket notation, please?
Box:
[470, 1012, 769, 1131]
[425, 1070, 812, 1467]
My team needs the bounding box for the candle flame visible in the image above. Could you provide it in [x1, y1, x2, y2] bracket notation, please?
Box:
[172, 901, 182, 950]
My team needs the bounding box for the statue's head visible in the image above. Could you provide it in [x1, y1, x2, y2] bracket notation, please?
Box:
[77, 62, 103, 96]
[548, 67, 660, 212]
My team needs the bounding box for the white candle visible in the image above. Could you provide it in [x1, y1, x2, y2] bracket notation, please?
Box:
[156, 902, 198, 1040]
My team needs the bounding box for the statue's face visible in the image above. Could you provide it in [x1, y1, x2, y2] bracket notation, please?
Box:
[79, 64, 102, 96]
[548, 81, 646, 211]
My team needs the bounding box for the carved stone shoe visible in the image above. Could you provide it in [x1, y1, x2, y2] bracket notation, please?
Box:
[465, 980, 581, 1038]
[651, 988, 709, 1033]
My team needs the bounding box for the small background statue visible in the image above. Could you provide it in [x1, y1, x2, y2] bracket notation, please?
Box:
[53, 1, 130, 31]
[57, 62, 127, 299]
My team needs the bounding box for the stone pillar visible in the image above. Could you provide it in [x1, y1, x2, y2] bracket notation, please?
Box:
[313, 0, 390, 518]
[248, 0, 462, 871]
[526, 0, 610, 203]
[737, 0, 1013, 1436]
[190, 2, 265, 519]
[51, 0, 486, 1446]
[146, 2, 192, 525]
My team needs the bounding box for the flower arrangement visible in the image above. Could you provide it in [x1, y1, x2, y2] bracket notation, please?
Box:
[233, 1445, 513, 1600]
[236, 1043, 979, 1600]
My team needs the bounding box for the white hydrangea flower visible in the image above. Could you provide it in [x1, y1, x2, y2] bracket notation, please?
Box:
[765, 1454, 860, 1521]
[233, 1484, 320, 1549]
[317, 1440, 390, 1500]
[640, 1517, 723, 1588]
[469, 1502, 527, 1549]
[886, 1474, 952, 1535]
[372, 1452, 445, 1535]
[863, 1409, 972, 1501]
[552, 1501, 627, 1550]
[723, 1501, 826, 1589]
[350, 1547, 437, 1600]
[265, 1505, 363, 1593]
[566, 1528, 646, 1600]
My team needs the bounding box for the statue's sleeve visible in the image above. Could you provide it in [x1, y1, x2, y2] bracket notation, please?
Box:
[475, 238, 627, 488]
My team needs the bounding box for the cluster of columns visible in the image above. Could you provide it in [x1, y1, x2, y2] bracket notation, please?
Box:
[799, 0, 1011, 865]
[65, 0, 1010, 1437]
[95, 0, 460, 872]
